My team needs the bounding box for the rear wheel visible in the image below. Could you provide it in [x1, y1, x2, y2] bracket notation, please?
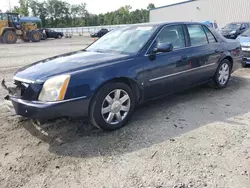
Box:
[213, 59, 232, 89]
[31, 31, 41, 42]
[58, 34, 62, 39]
[242, 61, 247, 68]
[89, 82, 136, 131]
[3, 30, 17, 44]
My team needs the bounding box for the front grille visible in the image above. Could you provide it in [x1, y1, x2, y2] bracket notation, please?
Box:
[242, 51, 250, 58]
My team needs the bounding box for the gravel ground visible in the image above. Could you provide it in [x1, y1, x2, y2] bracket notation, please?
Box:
[0, 37, 249, 188]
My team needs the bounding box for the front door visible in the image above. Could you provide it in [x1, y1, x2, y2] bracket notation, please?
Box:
[144, 24, 191, 99]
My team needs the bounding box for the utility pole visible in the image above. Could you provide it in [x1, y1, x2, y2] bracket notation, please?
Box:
[8, 0, 12, 12]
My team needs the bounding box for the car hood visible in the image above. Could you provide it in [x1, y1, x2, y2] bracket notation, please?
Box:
[237, 36, 250, 46]
[221, 29, 236, 35]
[14, 50, 129, 83]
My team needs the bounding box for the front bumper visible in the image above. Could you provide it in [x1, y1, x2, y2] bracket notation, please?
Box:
[6, 96, 90, 124]
[242, 57, 250, 64]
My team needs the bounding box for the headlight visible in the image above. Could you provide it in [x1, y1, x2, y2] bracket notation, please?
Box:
[38, 75, 70, 102]
[230, 30, 236, 34]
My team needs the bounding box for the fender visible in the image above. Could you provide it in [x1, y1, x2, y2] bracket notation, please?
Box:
[0, 27, 15, 36]
[65, 57, 145, 101]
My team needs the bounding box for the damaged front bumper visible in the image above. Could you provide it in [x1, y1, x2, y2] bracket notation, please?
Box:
[2, 79, 90, 124]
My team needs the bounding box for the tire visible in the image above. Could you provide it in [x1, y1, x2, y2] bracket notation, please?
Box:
[58, 35, 62, 39]
[31, 31, 41, 42]
[242, 61, 247, 68]
[2, 30, 17, 44]
[212, 59, 232, 89]
[89, 82, 136, 131]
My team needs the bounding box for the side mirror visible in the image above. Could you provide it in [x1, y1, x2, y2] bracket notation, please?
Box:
[154, 42, 173, 53]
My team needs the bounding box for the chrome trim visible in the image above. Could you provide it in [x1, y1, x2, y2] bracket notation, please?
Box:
[149, 63, 216, 82]
[33, 96, 87, 104]
[13, 76, 35, 84]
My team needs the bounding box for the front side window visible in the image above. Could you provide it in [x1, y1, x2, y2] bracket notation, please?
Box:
[203, 26, 217, 43]
[187, 24, 208, 46]
[156, 25, 185, 49]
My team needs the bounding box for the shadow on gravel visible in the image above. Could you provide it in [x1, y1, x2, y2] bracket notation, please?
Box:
[22, 75, 250, 158]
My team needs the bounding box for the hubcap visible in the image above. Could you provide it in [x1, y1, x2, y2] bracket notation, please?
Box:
[101, 89, 131, 125]
[218, 63, 230, 85]
[34, 33, 39, 40]
[8, 34, 14, 41]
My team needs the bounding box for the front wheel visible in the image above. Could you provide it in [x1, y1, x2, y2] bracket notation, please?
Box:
[3, 30, 17, 44]
[242, 61, 247, 68]
[212, 59, 232, 89]
[89, 82, 136, 131]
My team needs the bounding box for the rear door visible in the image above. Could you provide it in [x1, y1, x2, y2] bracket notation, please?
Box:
[183, 24, 221, 85]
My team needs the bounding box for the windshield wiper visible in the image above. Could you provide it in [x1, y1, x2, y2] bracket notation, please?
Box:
[241, 35, 248, 37]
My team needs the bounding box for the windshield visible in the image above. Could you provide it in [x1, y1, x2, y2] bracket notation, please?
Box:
[224, 23, 241, 30]
[241, 29, 250, 37]
[87, 26, 157, 54]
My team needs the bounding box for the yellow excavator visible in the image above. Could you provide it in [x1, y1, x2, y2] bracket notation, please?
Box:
[0, 13, 41, 44]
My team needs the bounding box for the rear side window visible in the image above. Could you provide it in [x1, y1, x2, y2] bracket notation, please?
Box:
[203, 26, 217, 43]
[187, 24, 208, 46]
[156, 25, 186, 49]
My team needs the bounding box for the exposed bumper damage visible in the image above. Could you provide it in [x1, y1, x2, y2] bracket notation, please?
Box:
[2, 79, 89, 124]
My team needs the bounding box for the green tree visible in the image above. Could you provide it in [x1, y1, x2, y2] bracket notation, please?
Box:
[30, 1, 48, 27]
[147, 3, 155, 10]
[19, 0, 29, 16]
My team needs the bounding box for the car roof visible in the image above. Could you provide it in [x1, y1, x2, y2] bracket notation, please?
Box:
[230, 22, 249, 24]
[126, 21, 206, 27]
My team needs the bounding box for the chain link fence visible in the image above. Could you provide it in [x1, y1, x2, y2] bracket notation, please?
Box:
[49, 25, 129, 37]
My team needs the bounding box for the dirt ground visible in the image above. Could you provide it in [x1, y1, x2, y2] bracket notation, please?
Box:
[0, 37, 249, 188]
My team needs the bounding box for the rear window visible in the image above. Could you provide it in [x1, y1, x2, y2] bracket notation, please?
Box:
[203, 26, 217, 43]
[187, 25, 208, 46]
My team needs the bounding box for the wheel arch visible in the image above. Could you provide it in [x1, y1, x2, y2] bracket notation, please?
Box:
[89, 77, 142, 108]
[1, 27, 16, 36]
[221, 56, 233, 70]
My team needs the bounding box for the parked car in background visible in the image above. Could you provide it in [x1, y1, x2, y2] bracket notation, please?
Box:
[3, 22, 241, 131]
[202, 20, 218, 30]
[38, 28, 64, 39]
[237, 28, 250, 67]
[221, 22, 250, 39]
[90, 28, 109, 38]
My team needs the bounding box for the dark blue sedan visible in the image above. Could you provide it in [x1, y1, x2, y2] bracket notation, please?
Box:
[3, 22, 241, 131]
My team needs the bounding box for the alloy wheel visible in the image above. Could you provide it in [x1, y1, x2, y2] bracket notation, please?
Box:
[101, 89, 131, 125]
[218, 63, 230, 85]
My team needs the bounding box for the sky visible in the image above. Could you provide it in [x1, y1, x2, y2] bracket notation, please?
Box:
[1, 0, 184, 14]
